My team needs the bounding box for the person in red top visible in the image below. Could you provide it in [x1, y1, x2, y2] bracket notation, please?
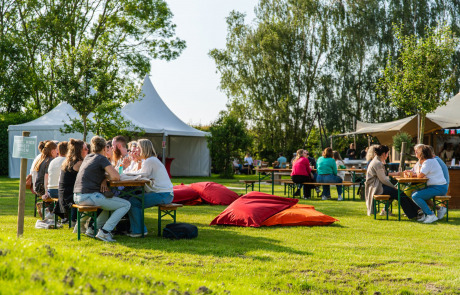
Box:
[291, 149, 315, 199]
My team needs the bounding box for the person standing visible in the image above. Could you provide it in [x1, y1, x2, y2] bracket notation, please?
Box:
[346, 143, 356, 160]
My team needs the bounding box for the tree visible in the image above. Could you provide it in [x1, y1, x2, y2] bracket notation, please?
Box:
[207, 112, 252, 178]
[55, 44, 141, 141]
[378, 25, 457, 143]
[2, 0, 185, 114]
[210, 0, 333, 159]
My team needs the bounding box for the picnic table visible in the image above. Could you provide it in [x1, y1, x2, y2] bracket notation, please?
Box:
[108, 179, 150, 237]
[256, 167, 366, 198]
[393, 176, 428, 221]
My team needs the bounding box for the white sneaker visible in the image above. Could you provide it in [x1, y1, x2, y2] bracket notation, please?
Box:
[337, 195, 343, 201]
[423, 214, 438, 224]
[315, 187, 321, 194]
[85, 227, 95, 237]
[321, 196, 328, 200]
[127, 231, 148, 238]
[437, 207, 447, 220]
[45, 212, 55, 220]
[96, 230, 116, 242]
[417, 214, 426, 222]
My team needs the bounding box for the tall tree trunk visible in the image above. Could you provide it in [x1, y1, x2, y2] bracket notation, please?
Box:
[418, 112, 426, 144]
[83, 115, 87, 142]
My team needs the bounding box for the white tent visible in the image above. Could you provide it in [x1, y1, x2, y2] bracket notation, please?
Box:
[426, 92, 460, 128]
[8, 76, 210, 178]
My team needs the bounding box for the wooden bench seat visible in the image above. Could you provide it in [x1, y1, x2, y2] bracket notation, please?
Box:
[433, 196, 451, 222]
[373, 195, 392, 220]
[157, 203, 183, 237]
[239, 180, 257, 193]
[72, 204, 101, 240]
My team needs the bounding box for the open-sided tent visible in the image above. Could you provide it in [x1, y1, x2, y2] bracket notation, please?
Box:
[8, 76, 210, 178]
[339, 92, 460, 145]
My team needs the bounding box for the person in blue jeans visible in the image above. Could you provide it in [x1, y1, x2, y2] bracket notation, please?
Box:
[408, 145, 448, 224]
[317, 147, 343, 200]
[124, 139, 174, 237]
[73, 136, 129, 242]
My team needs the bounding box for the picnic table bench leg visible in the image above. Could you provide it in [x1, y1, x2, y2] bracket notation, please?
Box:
[141, 187, 145, 238]
[397, 183, 401, 221]
[158, 207, 161, 237]
[77, 210, 81, 241]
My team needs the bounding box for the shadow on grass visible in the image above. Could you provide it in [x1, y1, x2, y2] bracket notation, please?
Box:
[119, 222, 311, 258]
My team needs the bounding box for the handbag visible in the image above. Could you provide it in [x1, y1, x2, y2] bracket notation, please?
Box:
[26, 174, 32, 189]
[162, 223, 198, 240]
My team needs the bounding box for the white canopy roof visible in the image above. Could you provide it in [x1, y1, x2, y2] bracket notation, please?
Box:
[338, 92, 460, 145]
[122, 75, 207, 136]
[9, 75, 207, 137]
[426, 92, 460, 128]
[8, 101, 79, 131]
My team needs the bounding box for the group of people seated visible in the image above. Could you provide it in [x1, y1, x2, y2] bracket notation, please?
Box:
[288, 143, 448, 223]
[290, 147, 345, 200]
[364, 144, 448, 223]
[30, 135, 173, 242]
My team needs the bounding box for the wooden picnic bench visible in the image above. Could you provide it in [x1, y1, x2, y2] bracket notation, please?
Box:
[267, 179, 359, 200]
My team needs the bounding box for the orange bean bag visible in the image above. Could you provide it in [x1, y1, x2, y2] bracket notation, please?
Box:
[190, 182, 240, 205]
[261, 204, 338, 226]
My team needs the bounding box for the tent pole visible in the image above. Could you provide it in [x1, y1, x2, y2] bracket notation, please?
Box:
[162, 133, 166, 165]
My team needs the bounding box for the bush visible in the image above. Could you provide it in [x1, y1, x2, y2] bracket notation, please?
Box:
[207, 112, 252, 178]
[393, 132, 414, 153]
[0, 112, 35, 176]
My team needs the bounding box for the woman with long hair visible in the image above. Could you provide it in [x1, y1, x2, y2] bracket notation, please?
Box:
[409, 145, 448, 223]
[317, 147, 343, 200]
[290, 149, 314, 199]
[73, 136, 129, 242]
[58, 139, 88, 226]
[34, 141, 58, 198]
[125, 139, 173, 237]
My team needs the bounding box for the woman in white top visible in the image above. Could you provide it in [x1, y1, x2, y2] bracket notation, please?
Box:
[333, 151, 346, 180]
[126, 139, 173, 237]
[407, 145, 447, 224]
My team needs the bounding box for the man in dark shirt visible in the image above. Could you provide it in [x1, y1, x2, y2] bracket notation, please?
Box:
[346, 143, 356, 159]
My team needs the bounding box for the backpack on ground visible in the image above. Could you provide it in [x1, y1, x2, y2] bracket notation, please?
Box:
[162, 223, 198, 240]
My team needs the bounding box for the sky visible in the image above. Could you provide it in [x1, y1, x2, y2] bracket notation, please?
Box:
[149, 0, 258, 126]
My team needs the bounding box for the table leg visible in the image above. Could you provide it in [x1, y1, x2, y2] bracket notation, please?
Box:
[271, 171, 274, 195]
[141, 187, 145, 238]
[397, 182, 401, 221]
[258, 171, 261, 192]
[352, 172, 356, 201]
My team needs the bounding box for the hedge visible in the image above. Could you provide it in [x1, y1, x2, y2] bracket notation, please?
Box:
[0, 113, 36, 176]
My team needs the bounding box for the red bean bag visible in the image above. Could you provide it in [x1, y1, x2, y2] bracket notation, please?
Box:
[173, 184, 200, 204]
[190, 182, 240, 205]
[210, 191, 298, 227]
[261, 204, 338, 226]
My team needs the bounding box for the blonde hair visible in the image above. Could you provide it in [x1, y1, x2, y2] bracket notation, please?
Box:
[293, 149, 304, 164]
[138, 139, 156, 159]
[365, 145, 378, 162]
[128, 141, 138, 150]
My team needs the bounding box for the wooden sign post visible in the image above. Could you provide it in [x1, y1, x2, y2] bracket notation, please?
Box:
[12, 132, 36, 237]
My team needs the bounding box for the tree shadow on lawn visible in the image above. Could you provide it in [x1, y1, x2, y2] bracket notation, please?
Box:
[120, 222, 311, 258]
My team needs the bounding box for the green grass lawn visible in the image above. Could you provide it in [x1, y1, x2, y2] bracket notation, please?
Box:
[0, 175, 459, 294]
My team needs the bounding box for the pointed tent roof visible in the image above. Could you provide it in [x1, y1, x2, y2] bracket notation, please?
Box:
[121, 75, 207, 137]
[9, 77, 207, 137]
[8, 102, 79, 131]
